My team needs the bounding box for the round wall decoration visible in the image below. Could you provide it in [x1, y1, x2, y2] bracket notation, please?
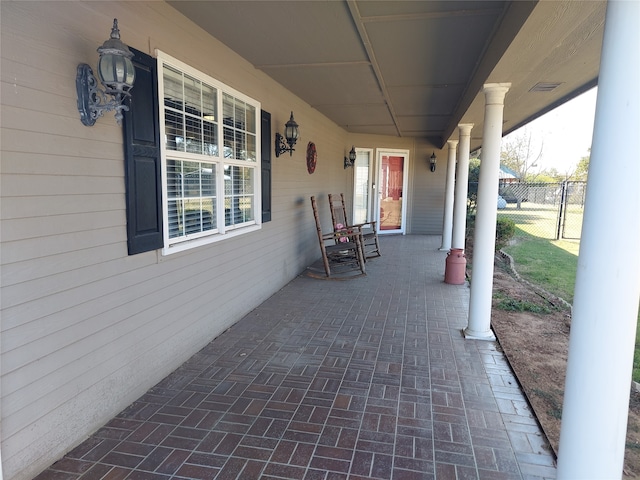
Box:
[306, 142, 317, 174]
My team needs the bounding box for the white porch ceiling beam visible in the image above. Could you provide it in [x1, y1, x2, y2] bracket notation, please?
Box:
[346, 0, 401, 137]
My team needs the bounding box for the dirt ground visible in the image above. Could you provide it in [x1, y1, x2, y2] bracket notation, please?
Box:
[484, 253, 640, 477]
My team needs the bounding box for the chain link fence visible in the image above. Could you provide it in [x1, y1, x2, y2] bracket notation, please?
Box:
[470, 181, 587, 240]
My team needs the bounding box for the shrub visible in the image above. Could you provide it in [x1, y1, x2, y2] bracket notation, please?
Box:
[466, 215, 516, 251]
[496, 218, 516, 250]
[465, 214, 476, 241]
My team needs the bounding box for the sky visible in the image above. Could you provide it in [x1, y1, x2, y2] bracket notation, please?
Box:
[503, 87, 598, 174]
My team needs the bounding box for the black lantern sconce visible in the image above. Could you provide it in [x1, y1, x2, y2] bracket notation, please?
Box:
[76, 19, 135, 126]
[344, 146, 356, 169]
[429, 152, 437, 172]
[275, 112, 300, 157]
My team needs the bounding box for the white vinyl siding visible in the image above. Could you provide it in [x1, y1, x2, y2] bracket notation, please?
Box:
[0, 3, 416, 480]
[158, 51, 260, 253]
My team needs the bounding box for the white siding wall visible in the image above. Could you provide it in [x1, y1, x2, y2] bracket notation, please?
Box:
[0, 2, 442, 479]
[411, 138, 447, 234]
[343, 134, 445, 235]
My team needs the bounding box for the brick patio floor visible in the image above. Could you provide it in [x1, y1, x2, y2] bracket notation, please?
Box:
[36, 235, 556, 480]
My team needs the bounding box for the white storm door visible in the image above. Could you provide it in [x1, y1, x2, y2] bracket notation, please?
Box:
[352, 148, 375, 226]
[377, 149, 409, 235]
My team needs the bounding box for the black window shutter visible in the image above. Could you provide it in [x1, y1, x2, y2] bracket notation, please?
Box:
[261, 110, 272, 223]
[122, 48, 163, 254]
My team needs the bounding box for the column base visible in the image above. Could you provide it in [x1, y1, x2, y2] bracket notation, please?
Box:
[439, 247, 450, 251]
[462, 327, 496, 341]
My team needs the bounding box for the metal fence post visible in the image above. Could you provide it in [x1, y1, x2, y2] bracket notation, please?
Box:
[556, 180, 567, 240]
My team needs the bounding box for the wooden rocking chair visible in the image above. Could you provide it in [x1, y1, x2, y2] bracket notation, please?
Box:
[328, 193, 381, 259]
[310, 196, 365, 278]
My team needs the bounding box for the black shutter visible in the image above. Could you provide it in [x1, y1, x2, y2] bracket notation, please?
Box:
[261, 110, 272, 223]
[122, 48, 163, 254]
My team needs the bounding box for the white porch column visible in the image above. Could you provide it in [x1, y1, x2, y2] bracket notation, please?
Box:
[440, 140, 458, 250]
[464, 83, 510, 340]
[557, 1, 640, 477]
[451, 124, 473, 250]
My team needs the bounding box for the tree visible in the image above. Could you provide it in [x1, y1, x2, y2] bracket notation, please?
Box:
[541, 167, 571, 182]
[500, 128, 544, 181]
[533, 170, 561, 183]
[573, 149, 590, 181]
[467, 157, 481, 212]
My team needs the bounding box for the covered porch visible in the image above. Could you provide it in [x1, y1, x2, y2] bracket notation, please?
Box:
[37, 235, 555, 480]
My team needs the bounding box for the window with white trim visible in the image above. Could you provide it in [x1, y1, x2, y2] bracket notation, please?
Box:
[158, 52, 260, 253]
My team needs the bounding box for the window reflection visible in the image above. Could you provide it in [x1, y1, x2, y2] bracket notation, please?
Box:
[224, 165, 254, 227]
[167, 160, 217, 238]
[163, 66, 218, 157]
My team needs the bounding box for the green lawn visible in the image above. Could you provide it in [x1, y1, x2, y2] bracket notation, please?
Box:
[500, 225, 640, 382]
[502, 230, 578, 303]
[497, 201, 584, 240]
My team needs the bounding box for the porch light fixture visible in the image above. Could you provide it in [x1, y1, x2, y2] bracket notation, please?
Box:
[76, 19, 135, 126]
[344, 146, 356, 169]
[429, 152, 437, 172]
[275, 111, 300, 157]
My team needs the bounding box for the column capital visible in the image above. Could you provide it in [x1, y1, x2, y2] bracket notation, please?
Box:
[482, 83, 511, 104]
[447, 139, 459, 148]
[458, 123, 474, 136]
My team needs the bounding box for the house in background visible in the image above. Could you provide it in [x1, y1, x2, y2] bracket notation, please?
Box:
[1, 1, 637, 479]
[498, 165, 522, 204]
[499, 165, 520, 184]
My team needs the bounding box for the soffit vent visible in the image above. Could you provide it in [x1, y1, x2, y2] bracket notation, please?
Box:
[529, 82, 563, 92]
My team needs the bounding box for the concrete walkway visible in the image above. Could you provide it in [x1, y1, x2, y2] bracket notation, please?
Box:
[36, 235, 556, 480]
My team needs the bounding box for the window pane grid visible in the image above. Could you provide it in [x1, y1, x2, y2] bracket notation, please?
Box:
[224, 165, 254, 227]
[160, 54, 259, 248]
[183, 74, 201, 115]
[222, 94, 257, 163]
[167, 159, 217, 239]
[246, 133, 256, 162]
[223, 126, 235, 159]
[163, 66, 218, 158]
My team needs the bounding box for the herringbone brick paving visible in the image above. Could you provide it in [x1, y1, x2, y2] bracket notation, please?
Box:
[36, 235, 556, 480]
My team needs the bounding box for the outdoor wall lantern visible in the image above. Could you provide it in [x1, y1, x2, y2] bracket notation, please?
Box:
[429, 152, 437, 172]
[76, 19, 135, 126]
[344, 146, 356, 169]
[275, 111, 300, 157]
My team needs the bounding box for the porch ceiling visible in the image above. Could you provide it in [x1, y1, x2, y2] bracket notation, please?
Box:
[167, 0, 605, 150]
